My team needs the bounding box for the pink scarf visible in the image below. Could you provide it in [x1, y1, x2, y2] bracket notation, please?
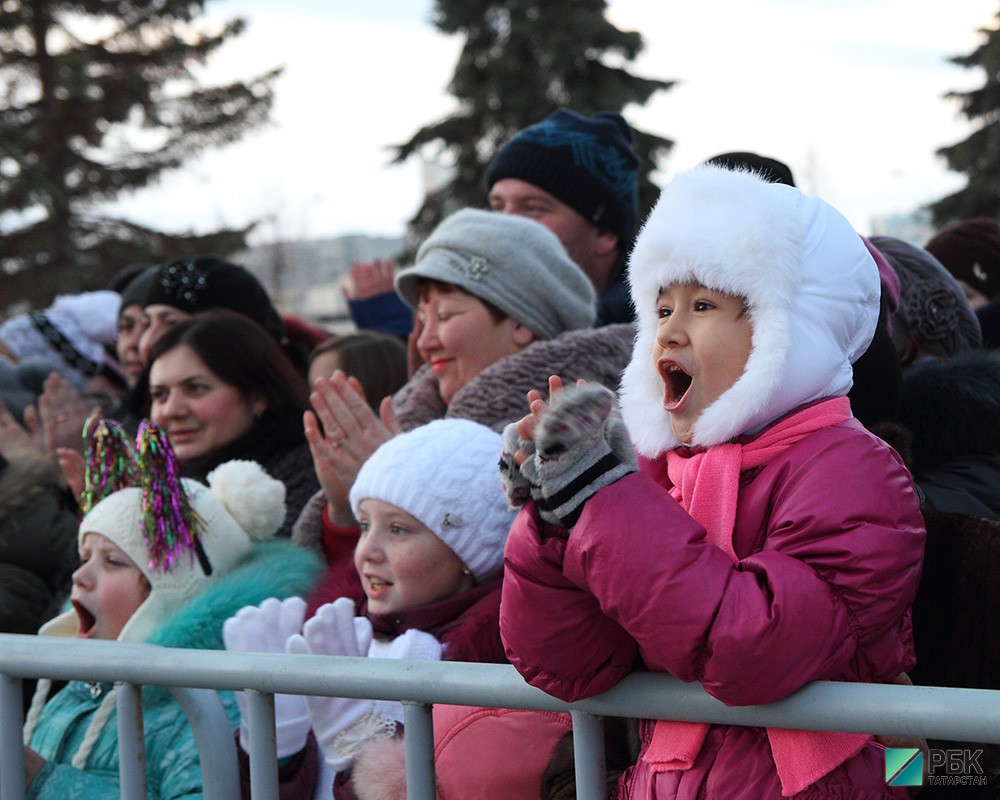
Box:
[644, 397, 871, 797]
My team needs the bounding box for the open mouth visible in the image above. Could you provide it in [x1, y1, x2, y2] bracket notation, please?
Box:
[366, 576, 393, 596]
[72, 600, 97, 638]
[660, 362, 693, 409]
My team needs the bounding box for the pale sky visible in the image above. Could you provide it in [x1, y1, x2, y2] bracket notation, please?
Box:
[101, 0, 999, 243]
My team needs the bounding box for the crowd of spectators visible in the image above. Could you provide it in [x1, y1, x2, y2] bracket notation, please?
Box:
[2, 108, 999, 800]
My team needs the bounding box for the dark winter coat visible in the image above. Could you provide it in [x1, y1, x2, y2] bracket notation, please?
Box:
[895, 349, 1000, 521]
[0, 454, 78, 637]
[181, 425, 319, 539]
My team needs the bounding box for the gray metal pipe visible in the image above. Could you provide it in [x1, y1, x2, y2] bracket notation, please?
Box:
[1, 636, 996, 745]
[245, 689, 278, 800]
[4, 632, 1000, 800]
[403, 702, 436, 800]
[0, 675, 26, 800]
[168, 686, 240, 800]
[115, 683, 147, 800]
[571, 711, 607, 800]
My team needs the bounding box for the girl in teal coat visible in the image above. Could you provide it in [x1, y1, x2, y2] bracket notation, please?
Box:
[21, 421, 321, 799]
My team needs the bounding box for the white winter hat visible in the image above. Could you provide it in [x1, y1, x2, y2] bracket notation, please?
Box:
[620, 164, 880, 456]
[40, 460, 285, 643]
[349, 419, 516, 582]
[0, 291, 120, 392]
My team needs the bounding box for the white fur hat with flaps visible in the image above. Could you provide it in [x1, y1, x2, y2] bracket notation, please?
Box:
[619, 164, 881, 457]
[40, 420, 286, 643]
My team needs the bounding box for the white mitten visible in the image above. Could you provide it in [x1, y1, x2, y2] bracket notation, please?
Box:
[286, 597, 393, 772]
[222, 596, 311, 758]
[380, 628, 443, 662]
[367, 628, 444, 723]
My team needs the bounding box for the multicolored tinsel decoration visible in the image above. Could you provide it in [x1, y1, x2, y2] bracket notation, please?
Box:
[136, 420, 203, 573]
[81, 415, 139, 516]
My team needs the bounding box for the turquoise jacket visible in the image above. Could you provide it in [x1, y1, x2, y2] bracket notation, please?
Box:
[28, 539, 321, 800]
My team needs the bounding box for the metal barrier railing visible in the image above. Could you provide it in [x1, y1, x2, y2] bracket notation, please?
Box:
[2, 633, 999, 800]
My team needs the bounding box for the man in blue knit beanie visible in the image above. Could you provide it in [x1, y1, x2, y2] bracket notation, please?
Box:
[486, 109, 640, 325]
[346, 109, 641, 334]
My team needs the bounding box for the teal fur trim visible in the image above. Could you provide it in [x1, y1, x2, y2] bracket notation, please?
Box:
[141, 540, 321, 704]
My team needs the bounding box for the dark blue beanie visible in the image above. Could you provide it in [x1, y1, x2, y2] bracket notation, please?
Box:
[485, 109, 640, 246]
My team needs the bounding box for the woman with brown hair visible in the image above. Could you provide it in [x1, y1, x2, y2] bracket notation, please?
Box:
[136, 309, 319, 537]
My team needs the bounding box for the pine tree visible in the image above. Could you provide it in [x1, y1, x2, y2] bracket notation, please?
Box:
[0, 0, 280, 308]
[930, 8, 1000, 226]
[391, 0, 674, 248]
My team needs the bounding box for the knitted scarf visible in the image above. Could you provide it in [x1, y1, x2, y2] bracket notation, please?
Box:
[644, 396, 871, 797]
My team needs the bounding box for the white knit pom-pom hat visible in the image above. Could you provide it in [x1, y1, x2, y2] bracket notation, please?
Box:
[40, 460, 285, 643]
[0, 291, 121, 392]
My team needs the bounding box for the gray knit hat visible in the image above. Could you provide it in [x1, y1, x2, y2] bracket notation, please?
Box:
[395, 208, 596, 340]
[349, 419, 516, 582]
[870, 235, 982, 358]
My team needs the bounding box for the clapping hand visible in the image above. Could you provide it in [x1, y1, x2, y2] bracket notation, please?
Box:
[303, 371, 398, 527]
[505, 376, 637, 527]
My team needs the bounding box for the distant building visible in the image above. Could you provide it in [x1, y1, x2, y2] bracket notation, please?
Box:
[869, 209, 935, 248]
[235, 233, 404, 323]
[235, 156, 449, 325]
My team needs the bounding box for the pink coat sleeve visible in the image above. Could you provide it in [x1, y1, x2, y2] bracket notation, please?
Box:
[563, 433, 924, 706]
[500, 504, 638, 701]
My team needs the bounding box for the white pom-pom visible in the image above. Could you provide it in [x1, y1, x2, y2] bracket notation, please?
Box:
[207, 460, 286, 541]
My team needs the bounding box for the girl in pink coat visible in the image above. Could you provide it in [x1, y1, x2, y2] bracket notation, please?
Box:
[499, 164, 926, 799]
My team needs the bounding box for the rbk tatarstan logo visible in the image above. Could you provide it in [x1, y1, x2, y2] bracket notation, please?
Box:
[885, 748, 923, 786]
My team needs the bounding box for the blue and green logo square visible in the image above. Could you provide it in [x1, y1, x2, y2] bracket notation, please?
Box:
[885, 748, 923, 786]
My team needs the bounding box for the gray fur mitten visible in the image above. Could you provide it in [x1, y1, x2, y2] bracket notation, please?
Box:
[525, 383, 638, 528]
[499, 421, 538, 509]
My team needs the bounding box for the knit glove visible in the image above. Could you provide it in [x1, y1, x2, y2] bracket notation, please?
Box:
[222, 597, 311, 758]
[521, 383, 638, 528]
[285, 598, 393, 772]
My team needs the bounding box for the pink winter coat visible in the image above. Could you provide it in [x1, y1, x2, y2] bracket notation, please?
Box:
[500, 418, 925, 800]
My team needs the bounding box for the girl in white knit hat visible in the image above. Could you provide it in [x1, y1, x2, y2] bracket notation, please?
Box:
[22, 419, 320, 799]
[225, 418, 573, 800]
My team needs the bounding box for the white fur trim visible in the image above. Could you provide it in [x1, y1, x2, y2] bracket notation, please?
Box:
[352, 738, 407, 800]
[207, 460, 285, 541]
[621, 164, 880, 455]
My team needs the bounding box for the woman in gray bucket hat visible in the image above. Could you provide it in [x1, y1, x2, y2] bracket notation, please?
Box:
[292, 206, 634, 566]
[394, 207, 596, 404]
